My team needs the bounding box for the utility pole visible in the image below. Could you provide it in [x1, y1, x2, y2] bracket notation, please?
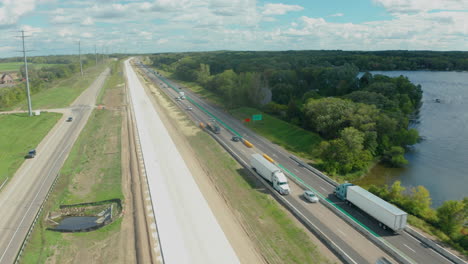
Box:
[20, 30, 33, 116]
[79, 41, 83, 76]
[94, 44, 98, 66]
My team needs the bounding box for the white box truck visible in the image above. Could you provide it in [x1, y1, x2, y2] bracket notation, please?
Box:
[335, 183, 407, 232]
[179, 91, 185, 99]
[250, 154, 290, 195]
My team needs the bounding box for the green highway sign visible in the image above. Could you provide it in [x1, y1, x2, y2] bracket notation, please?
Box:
[252, 114, 263, 121]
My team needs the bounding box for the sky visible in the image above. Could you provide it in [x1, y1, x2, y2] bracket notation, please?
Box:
[0, 0, 467, 58]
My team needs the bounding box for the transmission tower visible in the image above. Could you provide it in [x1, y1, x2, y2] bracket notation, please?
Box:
[18, 30, 33, 116]
[79, 41, 83, 76]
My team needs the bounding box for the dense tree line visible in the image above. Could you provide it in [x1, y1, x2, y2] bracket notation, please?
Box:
[150, 51, 423, 174]
[151, 50, 468, 74]
[0, 55, 95, 109]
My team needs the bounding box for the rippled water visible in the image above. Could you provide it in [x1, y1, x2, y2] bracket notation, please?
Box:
[354, 71, 468, 207]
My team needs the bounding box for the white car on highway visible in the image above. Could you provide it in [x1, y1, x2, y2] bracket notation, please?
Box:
[303, 190, 319, 203]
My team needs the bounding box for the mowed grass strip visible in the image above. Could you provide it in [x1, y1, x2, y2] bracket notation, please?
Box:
[21, 68, 123, 263]
[0, 112, 61, 184]
[16, 63, 107, 110]
[231, 107, 322, 160]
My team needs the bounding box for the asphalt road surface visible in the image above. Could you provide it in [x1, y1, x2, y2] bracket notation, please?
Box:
[137, 62, 460, 264]
[124, 59, 240, 264]
[0, 68, 110, 264]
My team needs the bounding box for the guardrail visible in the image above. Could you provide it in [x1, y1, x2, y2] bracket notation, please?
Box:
[14, 173, 61, 263]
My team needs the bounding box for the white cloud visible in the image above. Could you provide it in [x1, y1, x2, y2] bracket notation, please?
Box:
[81, 32, 93, 38]
[373, 0, 468, 13]
[50, 15, 74, 24]
[58, 28, 73, 37]
[157, 38, 169, 44]
[21, 25, 43, 35]
[330, 13, 344, 17]
[262, 3, 303, 15]
[0, 0, 37, 26]
[82, 17, 94, 25]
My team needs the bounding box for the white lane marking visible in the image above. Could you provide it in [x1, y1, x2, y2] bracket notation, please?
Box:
[271, 153, 277, 157]
[293, 168, 299, 173]
[320, 186, 327, 192]
[403, 244, 416, 253]
[337, 229, 346, 237]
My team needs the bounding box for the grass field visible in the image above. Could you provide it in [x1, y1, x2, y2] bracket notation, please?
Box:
[0, 62, 60, 72]
[21, 66, 124, 263]
[0, 113, 61, 184]
[14, 63, 107, 110]
[231, 107, 322, 160]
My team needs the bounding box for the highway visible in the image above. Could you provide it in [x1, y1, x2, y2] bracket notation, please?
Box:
[0, 68, 110, 264]
[136, 61, 463, 264]
[124, 59, 240, 264]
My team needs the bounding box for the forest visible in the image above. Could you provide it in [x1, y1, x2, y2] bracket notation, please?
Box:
[150, 50, 430, 175]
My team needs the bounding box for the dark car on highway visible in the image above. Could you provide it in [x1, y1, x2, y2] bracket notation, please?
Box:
[25, 149, 36, 159]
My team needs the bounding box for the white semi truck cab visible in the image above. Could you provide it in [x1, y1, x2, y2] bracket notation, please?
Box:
[250, 154, 290, 195]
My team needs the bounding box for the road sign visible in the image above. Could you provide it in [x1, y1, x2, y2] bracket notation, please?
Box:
[252, 114, 262, 121]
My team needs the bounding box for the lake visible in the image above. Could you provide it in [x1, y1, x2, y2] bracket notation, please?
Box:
[354, 71, 468, 207]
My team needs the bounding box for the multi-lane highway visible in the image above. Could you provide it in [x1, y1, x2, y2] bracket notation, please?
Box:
[124, 59, 240, 264]
[136, 61, 463, 264]
[0, 69, 110, 264]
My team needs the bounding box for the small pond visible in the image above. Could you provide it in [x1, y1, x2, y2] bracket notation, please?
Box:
[54, 216, 99, 232]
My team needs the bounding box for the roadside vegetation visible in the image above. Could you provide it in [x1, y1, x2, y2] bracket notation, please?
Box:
[0, 55, 107, 110]
[0, 112, 61, 185]
[21, 61, 125, 263]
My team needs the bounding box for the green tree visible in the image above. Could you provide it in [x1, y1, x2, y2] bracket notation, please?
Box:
[383, 146, 408, 167]
[408, 186, 432, 218]
[437, 200, 466, 237]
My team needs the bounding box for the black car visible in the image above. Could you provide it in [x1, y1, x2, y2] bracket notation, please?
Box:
[25, 149, 36, 159]
[231, 136, 241, 142]
[66, 117, 73, 122]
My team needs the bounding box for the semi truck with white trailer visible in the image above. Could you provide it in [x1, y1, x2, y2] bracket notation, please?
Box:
[250, 154, 290, 195]
[335, 183, 407, 232]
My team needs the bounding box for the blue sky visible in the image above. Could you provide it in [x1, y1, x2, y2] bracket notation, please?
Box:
[0, 0, 467, 58]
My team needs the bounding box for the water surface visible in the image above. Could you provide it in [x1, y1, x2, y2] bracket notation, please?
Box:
[355, 71, 468, 207]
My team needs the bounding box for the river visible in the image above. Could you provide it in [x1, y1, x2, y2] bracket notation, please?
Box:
[353, 71, 468, 207]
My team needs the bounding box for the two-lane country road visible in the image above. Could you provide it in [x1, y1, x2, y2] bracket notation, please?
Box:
[124, 59, 240, 264]
[0, 68, 110, 264]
